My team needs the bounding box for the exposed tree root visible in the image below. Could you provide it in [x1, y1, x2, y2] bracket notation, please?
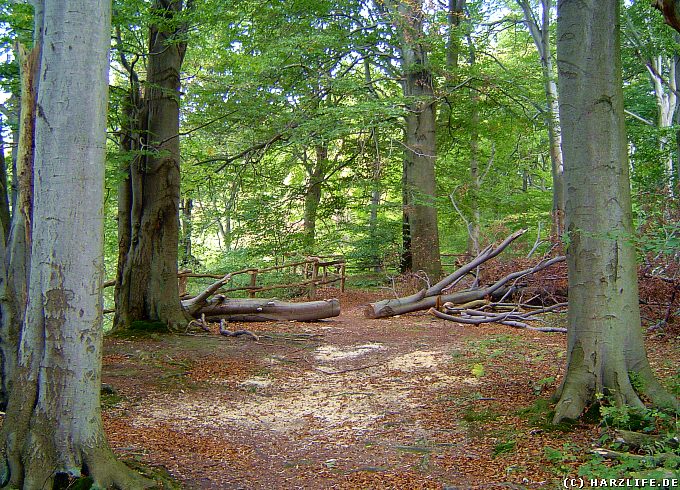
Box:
[1, 445, 153, 490]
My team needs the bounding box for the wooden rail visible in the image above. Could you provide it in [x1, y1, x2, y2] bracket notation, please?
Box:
[178, 256, 346, 299]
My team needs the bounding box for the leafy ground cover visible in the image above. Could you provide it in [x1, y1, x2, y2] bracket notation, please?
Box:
[102, 288, 679, 489]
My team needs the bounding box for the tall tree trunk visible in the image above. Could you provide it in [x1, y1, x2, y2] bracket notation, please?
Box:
[0, 124, 10, 241]
[0, 42, 38, 411]
[114, 0, 190, 330]
[180, 197, 193, 265]
[0, 0, 152, 486]
[303, 145, 326, 254]
[369, 128, 383, 272]
[393, 0, 442, 279]
[675, 48, 680, 192]
[553, 0, 678, 423]
[517, 0, 565, 236]
[467, 44, 481, 255]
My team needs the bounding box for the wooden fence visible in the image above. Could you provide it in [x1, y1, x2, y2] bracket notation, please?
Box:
[178, 255, 346, 300]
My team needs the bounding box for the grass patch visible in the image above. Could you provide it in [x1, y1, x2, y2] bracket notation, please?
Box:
[516, 398, 578, 433]
[492, 439, 516, 457]
[462, 406, 500, 423]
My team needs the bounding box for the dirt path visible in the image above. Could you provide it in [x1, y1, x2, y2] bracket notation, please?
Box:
[102, 289, 677, 489]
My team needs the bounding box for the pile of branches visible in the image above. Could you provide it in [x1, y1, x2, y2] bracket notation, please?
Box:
[640, 258, 680, 332]
[365, 229, 567, 332]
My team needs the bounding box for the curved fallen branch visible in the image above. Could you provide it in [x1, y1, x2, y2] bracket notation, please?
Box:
[429, 302, 568, 333]
[219, 319, 259, 341]
[365, 246, 565, 318]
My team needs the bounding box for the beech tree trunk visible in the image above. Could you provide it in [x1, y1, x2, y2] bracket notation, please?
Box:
[517, 0, 565, 236]
[303, 146, 327, 254]
[392, 0, 442, 279]
[114, 0, 190, 330]
[0, 42, 38, 411]
[553, 0, 678, 423]
[0, 0, 152, 486]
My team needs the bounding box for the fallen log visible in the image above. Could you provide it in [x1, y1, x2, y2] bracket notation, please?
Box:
[364, 251, 565, 318]
[197, 298, 340, 322]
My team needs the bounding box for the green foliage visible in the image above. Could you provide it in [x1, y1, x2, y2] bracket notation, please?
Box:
[462, 406, 499, 423]
[544, 444, 578, 476]
[600, 404, 677, 434]
[516, 398, 578, 433]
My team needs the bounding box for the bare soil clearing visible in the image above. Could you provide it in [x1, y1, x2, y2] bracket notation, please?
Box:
[101, 288, 679, 489]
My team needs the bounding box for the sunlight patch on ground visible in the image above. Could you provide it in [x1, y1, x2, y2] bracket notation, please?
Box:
[314, 343, 385, 362]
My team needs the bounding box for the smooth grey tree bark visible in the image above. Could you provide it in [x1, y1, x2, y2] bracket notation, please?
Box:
[0, 0, 153, 486]
[553, 0, 679, 423]
[517, 0, 565, 236]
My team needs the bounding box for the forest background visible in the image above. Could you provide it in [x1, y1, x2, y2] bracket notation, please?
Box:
[0, 0, 678, 293]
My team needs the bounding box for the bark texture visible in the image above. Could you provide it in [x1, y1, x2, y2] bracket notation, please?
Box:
[114, 0, 190, 330]
[0, 0, 151, 486]
[199, 298, 340, 322]
[303, 146, 327, 254]
[553, 0, 679, 423]
[391, 0, 442, 279]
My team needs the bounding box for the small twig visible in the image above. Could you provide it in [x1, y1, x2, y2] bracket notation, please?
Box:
[218, 319, 259, 341]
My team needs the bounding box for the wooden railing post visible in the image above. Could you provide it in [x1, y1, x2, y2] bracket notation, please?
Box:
[340, 263, 346, 292]
[178, 268, 191, 297]
[309, 260, 319, 299]
[249, 270, 258, 298]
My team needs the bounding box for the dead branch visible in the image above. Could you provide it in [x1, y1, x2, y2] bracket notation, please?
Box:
[429, 307, 567, 333]
[365, 232, 564, 319]
[182, 273, 232, 316]
[218, 319, 259, 341]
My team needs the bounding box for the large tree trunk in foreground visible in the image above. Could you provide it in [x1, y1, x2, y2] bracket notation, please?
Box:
[115, 0, 190, 330]
[0, 0, 151, 486]
[553, 0, 679, 423]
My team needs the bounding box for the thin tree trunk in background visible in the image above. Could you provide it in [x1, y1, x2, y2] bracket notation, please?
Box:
[675, 48, 680, 191]
[369, 128, 382, 272]
[517, 0, 564, 236]
[392, 0, 442, 280]
[0, 124, 10, 240]
[553, 0, 678, 423]
[468, 44, 481, 255]
[303, 145, 326, 254]
[0, 42, 38, 411]
[648, 54, 677, 190]
[115, 0, 190, 330]
[180, 197, 193, 265]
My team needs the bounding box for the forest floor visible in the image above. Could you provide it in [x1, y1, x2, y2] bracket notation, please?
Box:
[102, 288, 680, 489]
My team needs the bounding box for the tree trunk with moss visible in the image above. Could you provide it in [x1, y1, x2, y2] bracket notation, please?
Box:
[553, 0, 679, 423]
[302, 145, 327, 254]
[0, 0, 152, 486]
[114, 0, 190, 331]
